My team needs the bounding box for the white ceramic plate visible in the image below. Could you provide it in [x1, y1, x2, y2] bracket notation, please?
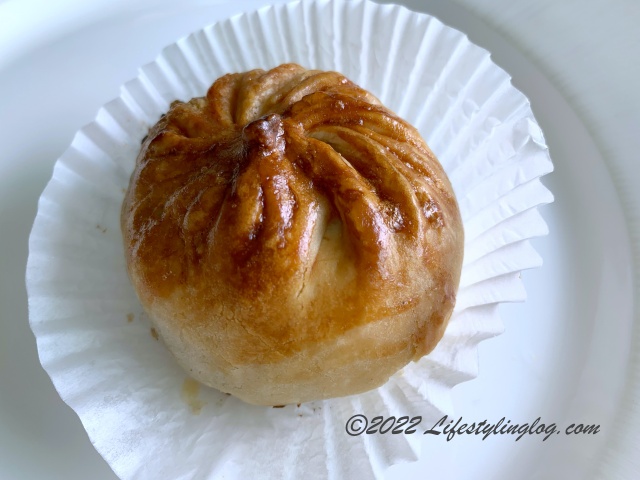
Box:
[24, 1, 555, 478]
[1, 1, 636, 479]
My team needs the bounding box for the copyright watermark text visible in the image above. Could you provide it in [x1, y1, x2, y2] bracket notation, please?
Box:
[345, 414, 600, 441]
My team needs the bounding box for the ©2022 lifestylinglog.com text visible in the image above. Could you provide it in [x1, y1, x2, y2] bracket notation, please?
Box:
[345, 414, 600, 441]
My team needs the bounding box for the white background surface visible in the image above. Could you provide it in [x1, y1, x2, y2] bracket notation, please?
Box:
[1, 0, 638, 479]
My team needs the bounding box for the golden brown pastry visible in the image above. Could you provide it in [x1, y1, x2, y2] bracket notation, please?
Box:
[121, 63, 463, 405]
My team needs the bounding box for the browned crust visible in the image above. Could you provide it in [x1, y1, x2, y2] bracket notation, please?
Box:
[121, 63, 464, 404]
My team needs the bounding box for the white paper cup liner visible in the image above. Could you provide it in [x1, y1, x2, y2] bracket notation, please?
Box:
[26, 0, 554, 478]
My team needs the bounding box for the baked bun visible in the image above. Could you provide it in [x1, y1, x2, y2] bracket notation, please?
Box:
[121, 63, 464, 405]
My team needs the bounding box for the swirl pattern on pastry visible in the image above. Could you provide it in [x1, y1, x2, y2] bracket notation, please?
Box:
[121, 63, 464, 405]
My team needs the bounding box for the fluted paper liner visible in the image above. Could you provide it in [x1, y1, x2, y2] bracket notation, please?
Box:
[26, 0, 554, 478]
